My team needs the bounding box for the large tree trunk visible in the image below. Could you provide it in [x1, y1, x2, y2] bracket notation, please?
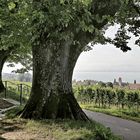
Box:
[21, 42, 89, 121]
[0, 50, 9, 93]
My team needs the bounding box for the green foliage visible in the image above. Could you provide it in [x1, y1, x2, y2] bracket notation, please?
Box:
[0, 0, 31, 49]
[111, 0, 140, 49]
[74, 85, 140, 122]
[0, 0, 139, 61]
[113, 27, 131, 52]
[0, 0, 32, 73]
[81, 104, 140, 122]
[22, 0, 123, 49]
[0, 0, 139, 53]
[74, 85, 140, 109]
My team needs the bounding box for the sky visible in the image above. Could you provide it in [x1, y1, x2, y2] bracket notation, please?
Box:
[74, 25, 140, 73]
[74, 42, 140, 73]
[3, 25, 140, 82]
[3, 42, 140, 73]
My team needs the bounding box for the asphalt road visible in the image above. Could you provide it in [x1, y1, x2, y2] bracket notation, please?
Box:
[84, 109, 140, 140]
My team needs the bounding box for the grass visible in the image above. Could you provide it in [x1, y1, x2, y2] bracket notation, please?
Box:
[0, 90, 28, 104]
[81, 103, 140, 123]
[3, 80, 32, 87]
[1, 80, 31, 103]
[0, 107, 121, 140]
[5, 106, 24, 118]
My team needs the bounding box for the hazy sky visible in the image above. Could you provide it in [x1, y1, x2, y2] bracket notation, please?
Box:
[3, 25, 140, 74]
[74, 43, 140, 73]
[74, 25, 140, 73]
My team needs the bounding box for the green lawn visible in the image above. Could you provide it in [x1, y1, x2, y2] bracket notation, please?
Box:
[81, 103, 140, 123]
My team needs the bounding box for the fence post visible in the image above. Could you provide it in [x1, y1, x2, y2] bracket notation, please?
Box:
[20, 84, 22, 105]
[4, 81, 7, 98]
[17, 85, 20, 92]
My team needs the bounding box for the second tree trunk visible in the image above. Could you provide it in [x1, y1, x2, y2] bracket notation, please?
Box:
[0, 50, 10, 93]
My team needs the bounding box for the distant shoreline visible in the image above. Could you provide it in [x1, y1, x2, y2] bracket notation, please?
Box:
[73, 71, 140, 83]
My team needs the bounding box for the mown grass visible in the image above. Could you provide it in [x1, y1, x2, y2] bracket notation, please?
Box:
[81, 104, 140, 123]
[0, 107, 122, 140]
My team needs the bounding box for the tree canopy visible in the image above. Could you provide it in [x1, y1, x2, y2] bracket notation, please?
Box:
[0, 0, 139, 52]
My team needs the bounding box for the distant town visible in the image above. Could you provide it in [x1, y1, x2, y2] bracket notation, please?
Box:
[2, 73, 140, 90]
[73, 77, 140, 90]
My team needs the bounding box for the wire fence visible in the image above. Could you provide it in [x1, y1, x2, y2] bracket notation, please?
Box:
[0, 81, 31, 105]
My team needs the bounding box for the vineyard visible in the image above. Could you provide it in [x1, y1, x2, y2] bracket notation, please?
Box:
[1, 80, 140, 122]
[74, 85, 140, 122]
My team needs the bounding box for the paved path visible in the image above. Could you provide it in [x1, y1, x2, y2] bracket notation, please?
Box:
[84, 109, 140, 140]
[0, 98, 20, 120]
[3, 98, 20, 106]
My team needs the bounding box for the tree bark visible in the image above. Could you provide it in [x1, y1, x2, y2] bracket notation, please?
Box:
[21, 41, 89, 121]
[0, 50, 10, 93]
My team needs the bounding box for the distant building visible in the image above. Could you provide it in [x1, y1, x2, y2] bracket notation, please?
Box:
[113, 79, 118, 85]
[113, 77, 128, 87]
[129, 80, 140, 90]
[118, 77, 122, 86]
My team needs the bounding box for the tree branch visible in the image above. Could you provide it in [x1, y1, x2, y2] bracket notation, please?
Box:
[132, 4, 140, 15]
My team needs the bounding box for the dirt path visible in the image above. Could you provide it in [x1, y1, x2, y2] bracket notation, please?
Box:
[84, 109, 140, 140]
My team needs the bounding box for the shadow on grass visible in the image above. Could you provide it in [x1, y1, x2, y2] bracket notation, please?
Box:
[0, 106, 121, 140]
